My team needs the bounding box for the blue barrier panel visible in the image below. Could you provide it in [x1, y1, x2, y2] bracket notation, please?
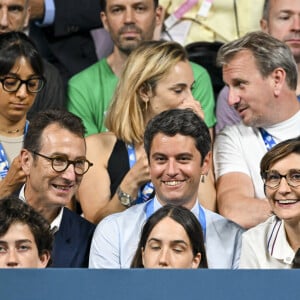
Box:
[0, 269, 299, 300]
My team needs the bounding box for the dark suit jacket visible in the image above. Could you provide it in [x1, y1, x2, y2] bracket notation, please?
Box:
[30, 0, 102, 86]
[27, 59, 66, 121]
[51, 208, 95, 268]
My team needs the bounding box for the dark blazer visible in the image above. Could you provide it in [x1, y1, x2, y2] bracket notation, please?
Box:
[27, 59, 66, 121]
[51, 208, 95, 268]
[30, 0, 102, 86]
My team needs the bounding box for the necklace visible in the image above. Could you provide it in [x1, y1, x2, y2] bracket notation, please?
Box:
[0, 127, 23, 134]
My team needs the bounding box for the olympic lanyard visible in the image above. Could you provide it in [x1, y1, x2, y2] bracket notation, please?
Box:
[259, 128, 277, 151]
[0, 121, 29, 179]
[126, 144, 154, 204]
[145, 199, 207, 241]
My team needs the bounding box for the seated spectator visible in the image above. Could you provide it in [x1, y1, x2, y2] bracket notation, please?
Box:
[0, 31, 45, 198]
[239, 137, 300, 268]
[214, 31, 300, 229]
[0, 0, 65, 121]
[215, 0, 300, 134]
[67, 0, 216, 138]
[78, 40, 216, 224]
[89, 109, 243, 269]
[19, 109, 95, 267]
[0, 195, 52, 268]
[131, 204, 208, 268]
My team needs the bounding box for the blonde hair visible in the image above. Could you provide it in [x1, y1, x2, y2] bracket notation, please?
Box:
[105, 40, 188, 144]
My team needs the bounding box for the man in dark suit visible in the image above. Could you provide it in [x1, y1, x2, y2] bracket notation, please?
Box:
[18, 109, 95, 267]
[29, 0, 102, 85]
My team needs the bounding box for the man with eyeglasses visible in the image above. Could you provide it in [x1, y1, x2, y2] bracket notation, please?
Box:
[239, 137, 300, 268]
[17, 109, 95, 267]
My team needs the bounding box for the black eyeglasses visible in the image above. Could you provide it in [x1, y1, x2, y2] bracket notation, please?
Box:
[33, 152, 93, 175]
[262, 169, 300, 189]
[0, 76, 45, 93]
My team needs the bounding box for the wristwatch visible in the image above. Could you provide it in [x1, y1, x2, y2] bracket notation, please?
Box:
[117, 186, 134, 208]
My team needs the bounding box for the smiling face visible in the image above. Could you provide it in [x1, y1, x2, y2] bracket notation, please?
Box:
[101, 0, 162, 55]
[142, 216, 200, 268]
[223, 50, 280, 127]
[261, 0, 300, 62]
[265, 153, 300, 223]
[0, 0, 30, 33]
[144, 60, 196, 121]
[0, 222, 49, 268]
[0, 56, 37, 123]
[149, 133, 210, 209]
[22, 123, 86, 210]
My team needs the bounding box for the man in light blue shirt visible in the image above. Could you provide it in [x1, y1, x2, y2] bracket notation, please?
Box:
[89, 109, 244, 269]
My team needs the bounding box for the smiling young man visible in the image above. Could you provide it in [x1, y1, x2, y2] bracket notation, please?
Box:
[89, 109, 243, 269]
[18, 109, 95, 267]
[214, 31, 300, 229]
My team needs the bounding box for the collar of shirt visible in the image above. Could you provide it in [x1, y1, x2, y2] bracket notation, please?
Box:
[153, 196, 199, 217]
[267, 216, 295, 265]
[19, 184, 63, 233]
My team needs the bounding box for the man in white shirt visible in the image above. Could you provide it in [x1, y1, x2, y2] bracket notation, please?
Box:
[89, 109, 243, 269]
[214, 31, 300, 229]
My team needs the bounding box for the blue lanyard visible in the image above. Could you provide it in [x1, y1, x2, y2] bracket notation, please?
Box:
[259, 128, 277, 151]
[126, 144, 154, 204]
[145, 199, 207, 241]
[0, 121, 29, 179]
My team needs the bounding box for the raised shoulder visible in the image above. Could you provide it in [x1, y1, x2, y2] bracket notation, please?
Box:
[86, 132, 117, 167]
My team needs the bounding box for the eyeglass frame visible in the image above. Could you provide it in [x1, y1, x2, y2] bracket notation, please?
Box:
[262, 169, 300, 189]
[32, 151, 93, 175]
[0, 76, 46, 93]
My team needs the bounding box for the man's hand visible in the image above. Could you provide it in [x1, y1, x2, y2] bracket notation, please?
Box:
[0, 156, 26, 198]
[28, 0, 45, 20]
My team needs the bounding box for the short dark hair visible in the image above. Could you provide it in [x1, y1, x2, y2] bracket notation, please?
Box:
[23, 109, 86, 153]
[100, 0, 159, 12]
[0, 31, 43, 77]
[144, 109, 211, 165]
[0, 196, 53, 265]
[131, 204, 208, 268]
[260, 136, 300, 178]
[262, 0, 270, 21]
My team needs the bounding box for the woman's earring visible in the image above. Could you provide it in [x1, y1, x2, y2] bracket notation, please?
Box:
[144, 100, 148, 112]
[201, 175, 205, 183]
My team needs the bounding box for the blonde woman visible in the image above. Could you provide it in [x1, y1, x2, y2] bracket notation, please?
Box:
[78, 41, 215, 223]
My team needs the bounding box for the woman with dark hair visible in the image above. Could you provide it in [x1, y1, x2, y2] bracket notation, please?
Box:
[0, 31, 45, 197]
[131, 204, 208, 269]
[239, 137, 300, 268]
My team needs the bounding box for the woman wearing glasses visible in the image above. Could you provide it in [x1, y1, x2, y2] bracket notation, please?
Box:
[0, 32, 45, 198]
[239, 137, 300, 268]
